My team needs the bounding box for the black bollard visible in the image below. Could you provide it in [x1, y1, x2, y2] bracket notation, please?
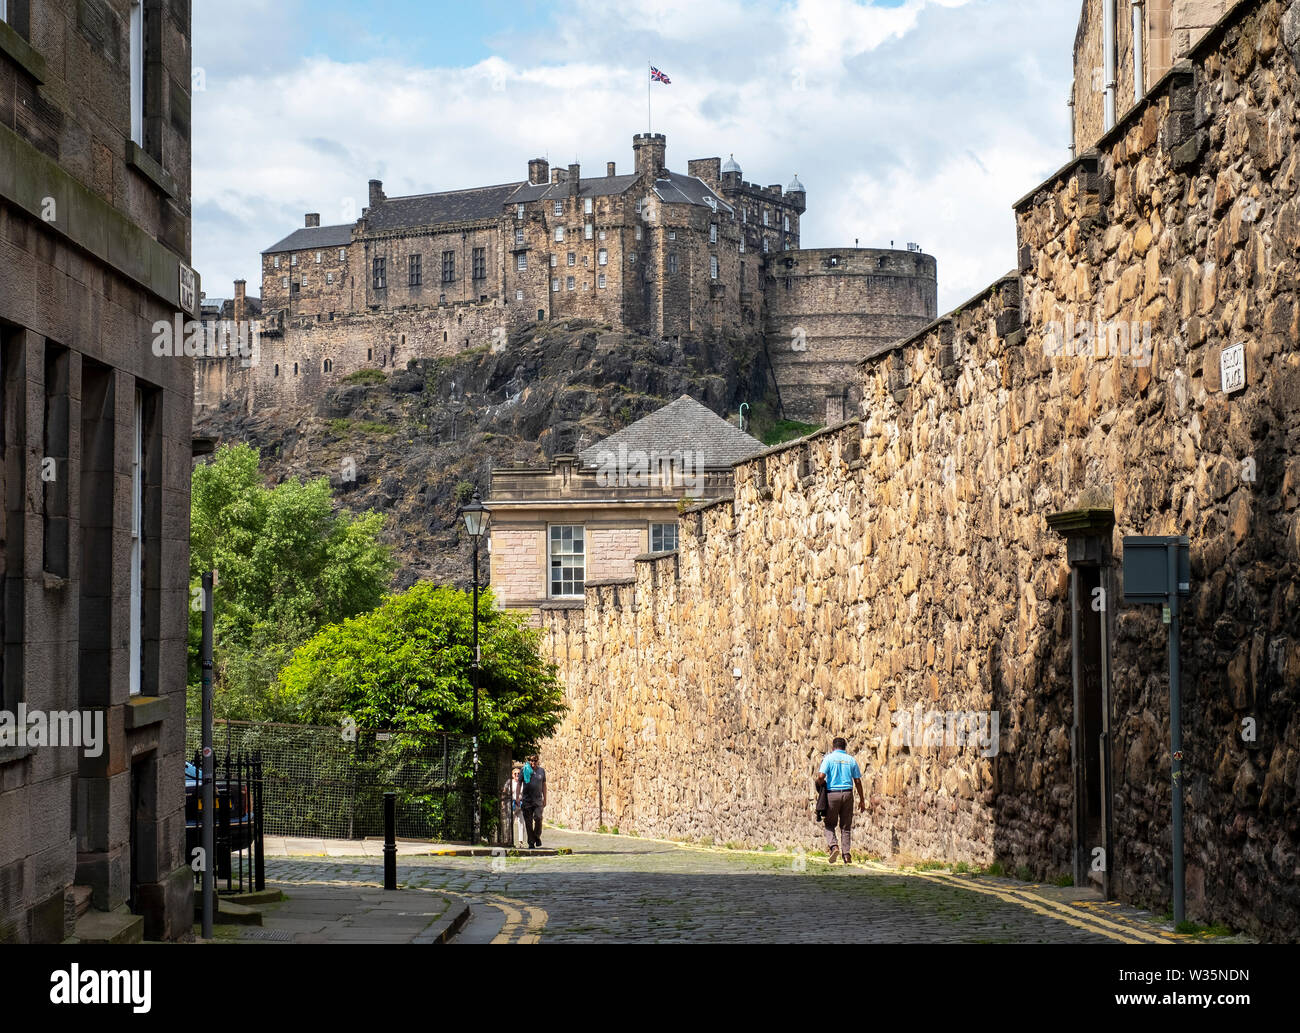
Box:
[384, 791, 397, 890]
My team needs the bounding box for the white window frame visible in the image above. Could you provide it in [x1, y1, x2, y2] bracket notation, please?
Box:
[315, 251, 322, 264]
[566, 276, 575, 291]
[515, 288, 524, 301]
[129, 2, 144, 146]
[515, 228, 525, 245]
[763, 238, 769, 253]
[554, 226, 565, 242]
[548, 525, 586, 598]
[710, 223, 718, 243]
[584, 223, 593, 240]
[597, 249, 607, 266]
[629, 253, 636, 264]
[599, 230, 607, 241]
[517, 253, 527, 271]
[551, 278, 560, 292]
[550, 253, 558, 267]
[128, 389, 143, 696]
[553, 200, 563, 216]
[281, 275, 289, 288]
[635, 225, 642, 241]
[291, 254, 298, 266]
[597, 273, 606, 289]
[326, 272, 334, 284]
[567, 252, 575, 267]
[517, 203, 525, 220]
[668, 253, 678, 274]
[584, 197, 593, 215]
[710, 256, 719, 279]
[668, 231, 676, 241]
[273, 256, 280, 269]
[739, 238, 745, 253]
[339, 249, 347, 261]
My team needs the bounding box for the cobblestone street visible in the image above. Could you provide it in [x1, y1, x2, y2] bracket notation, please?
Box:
[258, 829, 1190, 944]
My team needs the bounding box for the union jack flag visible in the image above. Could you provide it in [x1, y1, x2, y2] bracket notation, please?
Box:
[650, 66, 671, 84]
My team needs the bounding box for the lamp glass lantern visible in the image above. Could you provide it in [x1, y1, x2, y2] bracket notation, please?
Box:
[460, 492, 489, 540]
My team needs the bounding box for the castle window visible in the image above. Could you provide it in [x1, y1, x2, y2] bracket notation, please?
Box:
[473, 247, 486, 280]
[550, 253, 558, 268]
[372, 258, 386, 289]
[323, 359, 330, 372]
[567, 253, 575, 267]
[515, 289, 524, 301]
[597, 273, 606, 289]
[409, 254, 422, 286]
[599, 230, 606, 241]
[709, 223, 717, 244]
[650, 522, 678, 553]
[129, 1, 143, 144]
[629, 254, 636, 264]
[439, 294, 446, 304]
[554, 226, 565, 242]
[553, 201, 563, 216]
[742, 209, 747, 223]
[549, 525, 585, 598]
[584, 198, 593, 215]
[668, 231, 676, 241]
[762, 238, 769, 253]
[274, 364, 279, 376]
[327, 272, 334, 284]
[282, 276, 289, 289]
[739, 237, 745, 253]
[441, 251, 456, 283]
[515, 228, 525, 245]
[784, 216, 790, 232]
[830, 255, 841, 267]
[291, 254, 298, 266]
[740, 261, 745, 287]
[367, 348, 372, 360]
[339, 249, 347, 261]
[293, 363, 299, 375]
[668, 253, 678, 274]
[598, 249, 607, 266]
[443, 331, 448, 342]
[274, 256, 280, 269]
[710, 256, 719, 280]
[316, 252, 323, 264]
[552, 278, 560, 292]
[635, 226, 642, 241]
[762, 210, 769, 226]
[585, 223, 593, 240]
[517, 253, 527, 271]
[516, 203, 525, 220]
[566, 276, 575, 291]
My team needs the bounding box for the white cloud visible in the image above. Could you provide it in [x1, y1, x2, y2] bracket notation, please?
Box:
[191, 0, 1078, 313]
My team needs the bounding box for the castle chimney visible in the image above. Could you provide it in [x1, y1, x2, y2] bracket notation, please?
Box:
[568, 162, 580, 196]
[305, 213, 320, 227]
[552, 167, 566, 184]
[607, 161, 616, 176]
[633, 133, 667, 178]
[528, 158, 549, 185]
[368, 179, 385, 207]
[233, 279, 247, 324]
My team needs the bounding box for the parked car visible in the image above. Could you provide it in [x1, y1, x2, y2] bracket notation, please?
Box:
[184, 760, 255, 862]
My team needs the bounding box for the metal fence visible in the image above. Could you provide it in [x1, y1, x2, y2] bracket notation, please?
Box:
[186, 719, 508, 844]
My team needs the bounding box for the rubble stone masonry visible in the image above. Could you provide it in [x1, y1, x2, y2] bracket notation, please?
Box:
[540, 0, 1300, 940]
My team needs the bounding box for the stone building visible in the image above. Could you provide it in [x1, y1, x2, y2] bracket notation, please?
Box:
[1071, 0, 1231, 155]
[487, 395, 762, 617]
[0, 0, 197, 942]
[196, 133, 937, 424]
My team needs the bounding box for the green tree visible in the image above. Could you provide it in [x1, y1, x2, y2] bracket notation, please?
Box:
[188, 443, 395, 719]
[274, 582, 566, 751]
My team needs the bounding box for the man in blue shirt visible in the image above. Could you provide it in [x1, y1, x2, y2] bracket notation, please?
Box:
[817, 737, 865, 864]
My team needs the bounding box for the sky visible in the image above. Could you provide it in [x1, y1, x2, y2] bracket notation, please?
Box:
[192, 0, 1081, 314]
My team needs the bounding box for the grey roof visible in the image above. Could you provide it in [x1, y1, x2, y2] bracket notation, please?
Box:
[263, 223, 355, 255]
[365, 181, 525, 231]
[579, 395, 763, 470]
[652, 171, 733, 214]
[511, 173, 641, 204]
[787, 174, 805, 193]
[721, 154, 742, 175]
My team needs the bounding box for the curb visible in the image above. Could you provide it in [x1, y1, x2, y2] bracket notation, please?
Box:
[413, 901, 472, 944]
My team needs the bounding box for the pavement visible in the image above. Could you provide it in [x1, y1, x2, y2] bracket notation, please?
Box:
[221, 827, 1240, 945]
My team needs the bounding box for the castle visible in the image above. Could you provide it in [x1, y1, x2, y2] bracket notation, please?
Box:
[195, 133, 938, 425]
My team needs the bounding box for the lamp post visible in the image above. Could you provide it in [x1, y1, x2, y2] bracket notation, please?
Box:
[459, 490, 490, 844]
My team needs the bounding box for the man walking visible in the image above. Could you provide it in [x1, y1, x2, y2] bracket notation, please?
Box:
[520, 753, 548, 849]
[816, 737, 865, 864]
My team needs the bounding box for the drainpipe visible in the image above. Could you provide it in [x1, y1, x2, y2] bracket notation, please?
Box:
[1069, 95, 1077, 160]
[1131, 0, 1145, 104]
[1103, 0, 1117, 132]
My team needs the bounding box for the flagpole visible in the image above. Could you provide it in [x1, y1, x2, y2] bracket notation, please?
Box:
[647, 59, 651, 133]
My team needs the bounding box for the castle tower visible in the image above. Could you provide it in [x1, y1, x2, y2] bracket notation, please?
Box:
[633, 133, 667, 178]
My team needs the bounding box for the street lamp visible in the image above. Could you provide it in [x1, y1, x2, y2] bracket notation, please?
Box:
[459, 490, 490, 844]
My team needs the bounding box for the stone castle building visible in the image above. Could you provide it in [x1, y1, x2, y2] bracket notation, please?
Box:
[1, 0, 197, 942]
[196, 134, 938, 426]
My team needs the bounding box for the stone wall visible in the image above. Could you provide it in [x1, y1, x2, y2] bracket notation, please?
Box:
[540, 0, 1300, 940]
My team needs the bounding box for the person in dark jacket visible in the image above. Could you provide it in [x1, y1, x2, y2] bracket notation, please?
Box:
[520, 752, 548, 848]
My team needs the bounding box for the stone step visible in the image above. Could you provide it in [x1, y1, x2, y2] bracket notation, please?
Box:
[74, 907, 143, 945]
[71, 885, 93, 919]
[194, 896, 264, 926]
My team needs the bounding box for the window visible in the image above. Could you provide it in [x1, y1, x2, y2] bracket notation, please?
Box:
[784, 215, 791, 232]
[635, 225, 642, 241]
[554, 200, 563, 216]
[598, 249, 608, 266]
[517, 253, 527, 271]
[128, 388, 143, 695]
[742, 208, 747, 223]
[291, 254, 298, 266]
[599, 230, 607, 241]
[584, 198, 593, 214]
[597, 273, 606, 288]
[567, 253, 575, 267]
[710, 256, 719, 279]
[442, 251, 456, 282]
[668, 231, 676, 241]
[515, 289, 524, 301]
[326, 272, 334, 284]
[516, 203, 525, 220]
[566, 276, 575, 290]
[629, 254, 636, 264]
[409, 254, 422, 286]
[668, 253, 678, 274]
[281, 276, 289, 289]
[274, 363, 279, 376]
[129, 2, 144, 146]
[339, 249, 347, 261]
[739, 237, 745, 253]
[372, 258, 386, 289]
[709, 224, 718, 243]
[552, 278, 560, 292]
[515, 228, 525, 245]
[585, 223, 593, 240]
[473, 247, 486, 280]
[273, 256, 280, 269]
[293, 363, 298, 375]
[554, 226, 565, 242]
[740, 261, 745, 287]
[316, 251, 323, 264]
[763, 238, 769, 253]
[651, 522, 678, 553]
[549, 525, 585, 597]
[550, 253, 558, 268]
[763, 210, 770, 226]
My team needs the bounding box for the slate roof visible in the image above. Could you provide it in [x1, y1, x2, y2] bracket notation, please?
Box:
[364, 182, 526, 232]
[579, 395, 763, 471]
[510, 173, 641, 204]
[263, 223, 355, 255]
[652, 171, 733, 214]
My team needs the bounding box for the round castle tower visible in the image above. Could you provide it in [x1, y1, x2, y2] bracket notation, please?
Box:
[764, 247, 938, 424]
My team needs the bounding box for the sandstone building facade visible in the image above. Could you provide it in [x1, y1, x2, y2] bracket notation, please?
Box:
[196, 134, 937, 426]
[0, 0, 197, 942]
[539, 0, 1300, 941]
